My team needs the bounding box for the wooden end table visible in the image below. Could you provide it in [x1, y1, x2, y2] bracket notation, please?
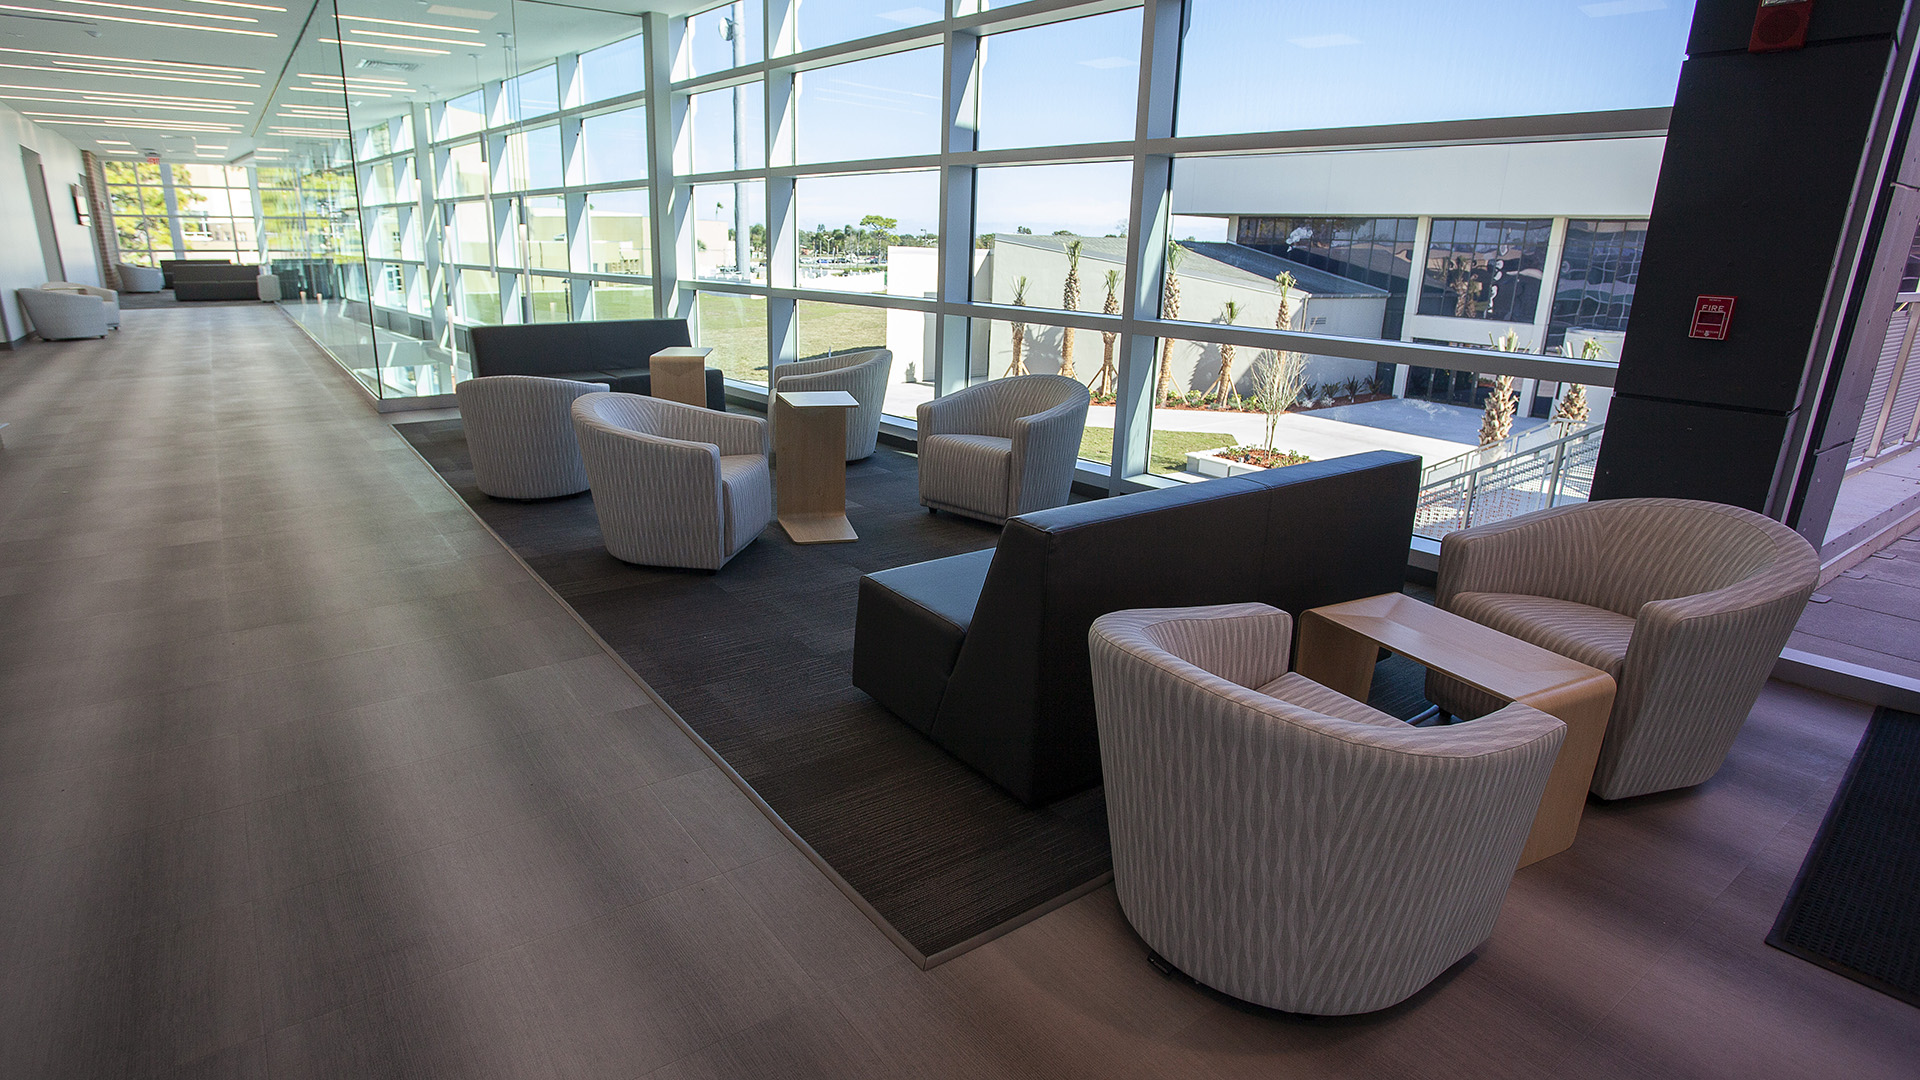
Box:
[1294, 592, 1616, 867]
[774, 390, 859, 544]
[649, 346, 712, 408]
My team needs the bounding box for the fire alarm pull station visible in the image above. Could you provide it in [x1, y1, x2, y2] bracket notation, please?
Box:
[1691, 296, 1736, 340]
[1751, 0, 1813, 53]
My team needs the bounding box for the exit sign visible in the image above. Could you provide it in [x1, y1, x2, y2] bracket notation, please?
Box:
[1690, 295, 1737, 340]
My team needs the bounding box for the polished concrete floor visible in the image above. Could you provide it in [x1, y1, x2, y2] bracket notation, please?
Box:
[1, 306, 1917, 1079]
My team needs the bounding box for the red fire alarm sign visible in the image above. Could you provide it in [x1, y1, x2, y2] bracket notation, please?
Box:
[1690, 295, 1736, 340]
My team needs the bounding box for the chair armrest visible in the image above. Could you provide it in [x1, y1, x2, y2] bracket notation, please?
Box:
[656, 404, 768, 457]
[1009, 395, 1089, 508]
[1435, 503, 1590, 608]
[1091, 604, 1293, 690]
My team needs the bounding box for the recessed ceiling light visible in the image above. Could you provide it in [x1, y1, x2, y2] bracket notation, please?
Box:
[0, 46, 262, 73]
[347, 29, 482, 47]
[0, 62, 260, 87]
[425, 5, 496, 19]
[54, 0, 261, 24]
[319, 38, 447, 56]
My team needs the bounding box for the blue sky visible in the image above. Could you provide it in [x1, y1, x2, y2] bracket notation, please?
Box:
[682, 0, 1696, 239]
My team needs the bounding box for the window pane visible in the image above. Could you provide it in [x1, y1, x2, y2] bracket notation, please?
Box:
[585, 188, 652, 275]
[796, 170, 938, 296]
[1232, 213, 1418, 340]
[974, 161, 1132, 311]
[525, 196, 568, 272]
[496, 201, 524, 268]
[1547, 220, 1647, 353]
[1146, 341, 1408, 480]
[441, 142, 486, 198]
[498, 65, 558, 124]
[796, 0, 936, 50]
[796, 47, 941, 164]
[1417, 219, 1552, 324]
[439, 91, 485, 140]
[450, 201, 491, 265]
[979, 10, 1139, 150]
[693, 180, 765, 283]
[689, 0, 763, 75]
[1177, 0, 1695, 136]
[795, 300, 929, 419]
[457, 268, 500, 324]
[579, 106, 649, 184]
[578, 32, 647, 104]
[529, 275, 570, 322]
[498, 126, 562, 191]
[695, 291, 767, 384]
[689, 83, 765, 174]
[391, 113, 414, 153]
[590, 280, 654, 319]
[367, 208, 400, 259]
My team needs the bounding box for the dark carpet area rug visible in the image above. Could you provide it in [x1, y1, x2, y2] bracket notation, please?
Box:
[398, 417, 1437, 958]
[1768, 706, 1920, 1007]
[119, 291, 268, 309]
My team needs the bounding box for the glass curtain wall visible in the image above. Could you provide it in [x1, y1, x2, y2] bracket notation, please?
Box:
[273, 0, 1692, 530]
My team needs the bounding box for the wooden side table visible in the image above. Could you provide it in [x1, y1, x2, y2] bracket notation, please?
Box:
[649, 346, 712, 408]
[774, 390, 859, 544]
[1294, 592, 1617, 867]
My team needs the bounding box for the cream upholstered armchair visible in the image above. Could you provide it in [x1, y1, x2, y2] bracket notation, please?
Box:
[1090, 603, 1563, 1016]
[1426, 497, 1819, 800]
[455, 375, 603, 499]
[773, 349, 891, 461]
[17, 288, 111, 340]
[571, 392, 771, 571]
[41, 282, 119, 328]
[916, 373, 1090, 524]
[116, 263, 164, 293]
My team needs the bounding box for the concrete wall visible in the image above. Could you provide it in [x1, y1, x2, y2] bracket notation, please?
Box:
[0, 102, 101, 342]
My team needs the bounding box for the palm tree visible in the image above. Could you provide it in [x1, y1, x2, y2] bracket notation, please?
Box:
[1058, 239, 1082, 380]
[1005, 276, 1030, 377]
[1155, 242, 1184, 402]
[1093, 268, 1120, 398]
[1479, 329, 1523, 446]
[1205, 299, 1242, 407]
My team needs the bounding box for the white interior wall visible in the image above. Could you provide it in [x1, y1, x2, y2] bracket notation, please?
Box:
[0, 101, 102, 341]
[1174, 138, 1667, 219]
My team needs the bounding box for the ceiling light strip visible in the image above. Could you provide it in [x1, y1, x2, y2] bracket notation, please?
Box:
[334, 13, 476, 34]
[0, 63, 261, 87]
[0, 46, 262, 72]
[44, 0, 261, 24]
[0, 5, 277, 36]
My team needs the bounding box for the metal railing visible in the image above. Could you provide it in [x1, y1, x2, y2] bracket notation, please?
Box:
[1415, 422, 1605, 537]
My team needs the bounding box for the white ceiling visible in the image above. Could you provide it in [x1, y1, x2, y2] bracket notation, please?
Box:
[0, 0, 697, 166]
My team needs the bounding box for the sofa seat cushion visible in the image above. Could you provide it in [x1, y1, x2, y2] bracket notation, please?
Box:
[920, 434, 1013, 517]
[1258, 672, 1406, 728]
[1450, 591, 1634, 679]
[719, 454, 771, 556]
[852, 549, 996, 734]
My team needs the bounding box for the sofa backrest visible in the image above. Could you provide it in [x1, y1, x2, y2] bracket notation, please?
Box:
[171, 263, 259, 284]
[469, 319, 692, 378]
[929, 450, 1421, 802]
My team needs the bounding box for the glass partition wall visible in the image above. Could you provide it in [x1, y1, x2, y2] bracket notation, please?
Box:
[265, 0, 1694, 530]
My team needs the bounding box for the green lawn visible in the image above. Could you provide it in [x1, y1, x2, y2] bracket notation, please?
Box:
[797, 301, 887, 360]
[1079, 426, 1237, 476]
[696, 294, 769, 383]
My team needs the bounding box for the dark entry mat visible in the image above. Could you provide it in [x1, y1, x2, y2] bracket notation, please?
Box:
[1768, 706, 1920, 1007]
[397, 418, 1112, 960]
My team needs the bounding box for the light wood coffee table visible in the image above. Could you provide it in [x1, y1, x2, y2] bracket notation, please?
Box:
[774, 390, 859, 544]
[1294, 592, 1616, 867]
[649, 346, 712, 408]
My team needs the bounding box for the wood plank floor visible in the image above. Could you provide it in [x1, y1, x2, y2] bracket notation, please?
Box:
[0, 305, 1915, 1079]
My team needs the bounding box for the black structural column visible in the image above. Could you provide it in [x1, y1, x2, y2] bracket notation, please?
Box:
[1592, 0, 1919, 545]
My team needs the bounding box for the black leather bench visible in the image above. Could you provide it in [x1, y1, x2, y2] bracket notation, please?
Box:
[171, 262, 262, 301]
[467, 318, 726, 410]
[852, 451, 1422, 805]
